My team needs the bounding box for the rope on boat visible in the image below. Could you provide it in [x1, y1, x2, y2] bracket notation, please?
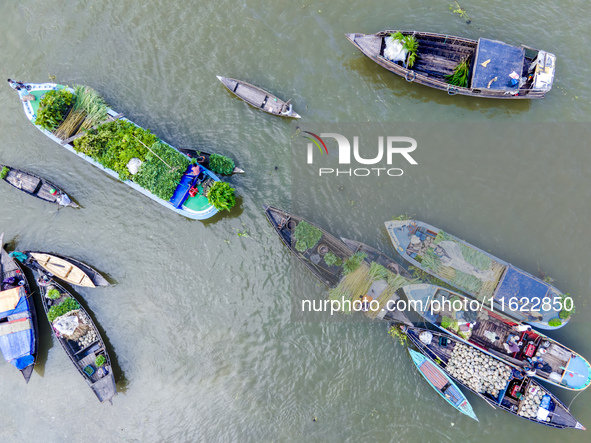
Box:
[447, 85, 459, 95]
[568, 389, 583, 410]
[405, 71, 416, 82]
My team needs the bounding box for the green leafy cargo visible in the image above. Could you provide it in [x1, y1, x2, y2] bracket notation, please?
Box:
[293, 221, 323, 252]
[47, 297, 80, 323]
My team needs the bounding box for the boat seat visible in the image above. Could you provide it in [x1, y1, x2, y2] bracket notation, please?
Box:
[235, 84, 266, 108]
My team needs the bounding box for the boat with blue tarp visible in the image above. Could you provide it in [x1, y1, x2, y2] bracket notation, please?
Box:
[403, 325, 585, 430]
[8, 80, 231, 220]
[408, 348, 478, 421]
[385, 220, 570, 330]
[0, 233, 38, 383]
[401, 284, 591, 391]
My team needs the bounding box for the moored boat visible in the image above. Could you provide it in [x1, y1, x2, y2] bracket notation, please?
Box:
[22, 251, 109, 288]
[34, 271, 117, 403]
[0, 233, 38, 382]
[384, 219, 571, 330]
[408, 348, 478, 421]
[402, 284, 591, 391]
[217, 76, 301, 118]
[8, 80, 237, 220]
[403, 325, 585, 430]
[0, 163, 79, 208]
[346, 31, 555, 99]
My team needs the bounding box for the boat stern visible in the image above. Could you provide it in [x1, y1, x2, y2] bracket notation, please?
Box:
[384, 220, 414, 255]
[531, 51, 556, 92]
[345, 33, 382, 57]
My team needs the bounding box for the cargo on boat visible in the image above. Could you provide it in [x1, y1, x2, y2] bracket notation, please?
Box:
[401, 284, 591, 391]
[346, 31, 555, 99]
[8, 80, 238, 220]
[403, 326, 585, 430]
[385, 219, 571, 330]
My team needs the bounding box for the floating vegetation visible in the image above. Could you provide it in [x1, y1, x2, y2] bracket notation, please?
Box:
[389, 325, 408, 345]
[446, 57, 471, 88]
[449, 1, 471, 24]
[293, 221, 323, 252]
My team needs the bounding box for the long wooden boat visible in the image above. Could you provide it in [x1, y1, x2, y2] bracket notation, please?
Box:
[385, 219, 569, 330]
[0, 164, 79, 208]
[346, 31, 556, 99]
[403, 325, 585, 430]
[8, 80, 223, 220]
[34, 271, 117, 403]
[177, 148, 244, 174]
[217, 76, 301, 118]
[0, 233, 38, 383]
[23, 251, 109, 288]
[408, 348, 478, 421]
[402, 284, 591, 391]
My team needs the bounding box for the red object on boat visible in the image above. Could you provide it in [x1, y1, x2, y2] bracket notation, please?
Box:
[189, 187, 199, 197]
[524, 343, 536, 357]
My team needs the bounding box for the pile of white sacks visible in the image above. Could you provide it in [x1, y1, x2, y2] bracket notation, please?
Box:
[446, 343, 513, 397]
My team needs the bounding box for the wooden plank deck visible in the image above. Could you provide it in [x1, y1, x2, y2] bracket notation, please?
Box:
[235, 84, 267, 108]
[6, 171, 40, 193]
[419, 360, 448, 390]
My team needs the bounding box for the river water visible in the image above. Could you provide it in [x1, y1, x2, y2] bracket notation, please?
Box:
[1, 1, 590, 442]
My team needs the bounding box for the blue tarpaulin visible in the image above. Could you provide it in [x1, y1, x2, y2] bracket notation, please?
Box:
[471, 38, 525, 91]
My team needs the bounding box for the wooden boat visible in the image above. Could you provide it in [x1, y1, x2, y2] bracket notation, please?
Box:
[176, 148, 244, 174]
[217, 76, 301, 118]
[384, 219, 569, 330]
[0, 233, 38, 382]
[8, 80, 224, 220]
[408, 348, 478, 421]
[34, 271, 117, 403]
[346, 31, 556, 99]
[0, 164, 79, 208]
[23, 251, 109, 288]
[402, 284, 591, 391]
[403, 325, 585, 430]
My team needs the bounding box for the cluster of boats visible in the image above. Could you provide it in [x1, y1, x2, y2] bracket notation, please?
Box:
[0, 234, 116, 403]
[264, 207, 589, 430]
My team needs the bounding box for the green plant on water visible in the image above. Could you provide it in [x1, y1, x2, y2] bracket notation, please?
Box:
[35, 88, 74, 131]
[0, 166, 9, 180]
[343, 252, 367, 275]
[95, 355, 106, 367]
[47, 297, 80, 323]
[449, 1, 471, 23]
[559, 293, 575, 320]
[323, 251, 342, 267]
[548, 318, 562, 327]
[208, 154, 235, 175]
[206, 181, 236, 211]
[390, 32, 419, 68]
[293, 221, 323, 252]
[46, 289, 61, 300]
[389, 325, 408, 345]
[446, 57, 471, 87]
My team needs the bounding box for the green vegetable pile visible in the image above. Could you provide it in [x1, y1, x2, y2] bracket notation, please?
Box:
[0, 166, 9, 180]
[95, 355, 106, 367]
[343, 251, 367, 275]
[293, 221, 323, 252]
[54, 85, 109, 140]
[446, 57, 470, 88]
[46, 289, 61, 300]
[208, 154, 235, 175]
[323, 251, 342, 267]
[47, 297, 80, 323]
[206, 181, 236, 211]
[35, 88, 74, 131]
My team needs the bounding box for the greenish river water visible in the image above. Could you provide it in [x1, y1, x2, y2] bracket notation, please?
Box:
[1, 1, 590, 442]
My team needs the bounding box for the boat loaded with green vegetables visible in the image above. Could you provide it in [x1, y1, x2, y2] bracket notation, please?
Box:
[8, 79, 237, 220]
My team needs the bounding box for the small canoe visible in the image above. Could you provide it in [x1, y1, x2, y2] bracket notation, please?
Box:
[0, 164, 79, 208]
[346, 31, 555, 99]
[408, 348, 478, 421]
[24, 251, 109, 288]
[217, 76, 301, 118]
[35, 271, 117, 403]
[176, 149, 245, 174]
[384, 219, 569, 330]
[0, 233, 39, 383]
[404, 326, 585, 430]
[402, 284, 591, 391]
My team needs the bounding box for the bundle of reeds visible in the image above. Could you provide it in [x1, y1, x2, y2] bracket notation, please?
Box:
[54, 85, 108, 140]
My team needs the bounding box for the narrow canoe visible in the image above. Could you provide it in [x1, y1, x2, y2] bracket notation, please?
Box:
[24, 251, 109, 288]
[346, 31, 555, 99]
[385, 219, 569, 330]
[34, 271, 117, 403]
[404, 325, 585, 430]
[408, 348, 478, 421]
[1, 164, 79, 208]
[8, 80, 221, 220]
[0, 233, 39, 383]
[217, 76, 301, 118]
[401, 284, 591, 391]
